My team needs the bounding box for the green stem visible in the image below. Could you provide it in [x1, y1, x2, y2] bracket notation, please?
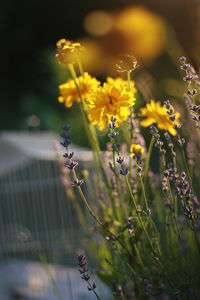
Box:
[127, 70, 134, 180]
[76, 58, 84, 76]
[161, 151, 181, 239]
[72, 167, 104, 227]
[134, 244, 146, 272]
[69, 156, 132, 256]
[87, 281, 101, 300]
[111, 137, 124, 220]
[125, 176, 158, 258]
[125, 175, 174, 284]
[167, 176, 181, 239]
[90, 124, 112, 190]
[39, 253, 62, 299]
[68, 63, 119, 221]
[68, 63, 111, 191]
[140, 175, 149, 211]
[144, 137, 154, 184]
[74, 58, 112, 191]
[180, 141, 193, 192]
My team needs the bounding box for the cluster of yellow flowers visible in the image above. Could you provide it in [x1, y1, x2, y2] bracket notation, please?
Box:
[56, 38, 180, 136]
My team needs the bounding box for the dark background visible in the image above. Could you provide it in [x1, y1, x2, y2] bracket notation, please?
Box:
[1, 0, 200, 131]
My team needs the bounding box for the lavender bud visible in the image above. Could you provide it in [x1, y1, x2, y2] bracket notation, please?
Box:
[63, 151, 74, 159]
[66, 161, 78, 170]
[60, 140, 71, 147]
[71, 179, 84, 187]
[120, 168, 128, 176]
[60, 132, 70, 139]
[110, 116, 117, 123]
[179, 56, 186, 63]
[116, 156, 124, 164]
[62, 124, 71, 131]
[170, 115, 176, 122]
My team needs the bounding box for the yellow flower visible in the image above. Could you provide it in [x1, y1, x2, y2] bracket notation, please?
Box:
[139, 100, 180, 136]
[55, 38, 84, 66]
[130, 143, 144, 156]
[58, 72, 100, 108]
[87, 77, 136, 130]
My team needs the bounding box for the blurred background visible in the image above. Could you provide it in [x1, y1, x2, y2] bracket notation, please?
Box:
[1, 0, 200, 143]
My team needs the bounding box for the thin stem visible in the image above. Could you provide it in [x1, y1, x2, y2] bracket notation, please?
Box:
[144, 137, 154, 184]
[76, 58, 84, 76]
[87, 281, 101, 300]
[105, 258, 133, 279]
[68, 63, 119, 222]
[179, 140, 193, 192]
[69, 62, 119, 219]
[134, 244, 146, 272]
[140, 175, 149, 211]
[72, 167, 104, 227]
[161, 151, 181, 239]
[125, 174, 176, 287]
[127, 70, 134, 180]
[191, 219, 200, 253]
[90, 124, 112, 190]
[125, 175, 175, 286]
[167, 176, 181, 239]
[69, 157, 132, 256]
[73, 59, 112, 192]
[68, 63, 112, 191]
[39, 253, 63, 299]
[111, 137, 124, 220]
[73, 59, 112, 193]
[125, 175, 158, 257]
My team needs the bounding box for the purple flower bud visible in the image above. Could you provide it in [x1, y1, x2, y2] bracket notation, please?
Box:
[62, 124, 71, 131]
[110, 116, 117, 123]
[120, 168, 128, 176]
[63, 152, 74, 159]
[60, 140, 71, 147]
[60, 132, 70, 139]
[71, 179, 84, 187]
[66, 161, 78, 170]
[179, 56, 186, 63]
[183, 75, 193, 82]
[112, 142, 120, 151]
[116, 156, 124, 164]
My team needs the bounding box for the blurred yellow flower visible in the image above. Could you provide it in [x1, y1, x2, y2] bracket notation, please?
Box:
[87, 78, 136, 130]
[83, 10, 113, 36]
[139, 100, 180, 136]
[130, 143, 144, 156]
[74, 38, 103, 74]
[56, 38, 84, 66]
[58, 72, 100, 108]
[115, 6, 166, 62]
[116, 54, 139, 73]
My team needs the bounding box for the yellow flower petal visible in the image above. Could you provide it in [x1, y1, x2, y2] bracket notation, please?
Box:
[140, 118, 155, 127]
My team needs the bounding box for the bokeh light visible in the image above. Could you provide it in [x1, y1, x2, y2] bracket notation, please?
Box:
[114, 5, 167, 62]
[83, 10, 113, 36]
